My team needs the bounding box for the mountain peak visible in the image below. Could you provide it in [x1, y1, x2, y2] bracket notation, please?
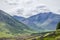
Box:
[14, 12, 60, 31]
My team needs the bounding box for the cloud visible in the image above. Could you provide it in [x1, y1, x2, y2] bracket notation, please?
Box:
[0, 0, 60, 18]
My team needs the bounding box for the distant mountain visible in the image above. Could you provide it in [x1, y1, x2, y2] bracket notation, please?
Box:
[14, 15, 45, 32]
[14, 16, 26, 22]
[14, 12, 60, 31]
[0, 10, 36, 36]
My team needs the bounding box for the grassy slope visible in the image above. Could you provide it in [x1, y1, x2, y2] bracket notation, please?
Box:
[43, 30, 60, 40]
[0, 29, 60, 40]
[0, 10, 37, 38]
[26, 29, 60, 40]
[0, 22, 37, 38]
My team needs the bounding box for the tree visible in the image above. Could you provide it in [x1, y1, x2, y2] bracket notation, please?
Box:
[56, 22, 60, 29]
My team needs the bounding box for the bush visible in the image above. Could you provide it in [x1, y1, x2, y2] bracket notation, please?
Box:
[55, 36, 60, 40]
[56, 22, 60, 30]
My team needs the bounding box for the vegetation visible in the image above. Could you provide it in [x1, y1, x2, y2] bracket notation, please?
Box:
[0, 10, 38, 38]
[0, 10, 60, 40]
[26, 29, 60, 40]
[56, 22, 60, 29]
[24, 22, 60, 40]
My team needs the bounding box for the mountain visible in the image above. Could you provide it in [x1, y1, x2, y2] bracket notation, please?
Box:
[0, 10, 36, 37]
[14, 16, 26, 22]
[14, 16, 46, 32]
[14, 12, 60, 31]
[26, 12, 60, 30]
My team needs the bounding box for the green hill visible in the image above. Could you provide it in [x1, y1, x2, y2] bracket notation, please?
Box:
[0, 10, 36, 37]
[25, 30, 60, 40]
[43, 30, 60, 40]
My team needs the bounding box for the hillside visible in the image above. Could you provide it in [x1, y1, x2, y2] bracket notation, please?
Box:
[25, 29, 60, 40]
[0, 10, 36, 37]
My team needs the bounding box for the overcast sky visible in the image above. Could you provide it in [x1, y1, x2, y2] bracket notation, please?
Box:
[0, 0, 60, 18]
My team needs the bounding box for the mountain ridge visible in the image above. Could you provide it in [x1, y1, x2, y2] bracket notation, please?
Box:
[14, 12, 60, 31]
[0, 10, 37, 37]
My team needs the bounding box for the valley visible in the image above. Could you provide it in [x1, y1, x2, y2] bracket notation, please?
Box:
[0, 10, 60, 40]
[0, 29, 60, 40]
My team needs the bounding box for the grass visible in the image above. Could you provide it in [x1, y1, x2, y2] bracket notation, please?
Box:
[26, 29, 60, 40]
[0, 29, 60, 40]
[41, 29, 60, 40]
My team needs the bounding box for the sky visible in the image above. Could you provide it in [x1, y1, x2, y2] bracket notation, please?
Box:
[0, 0, 60, 18]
